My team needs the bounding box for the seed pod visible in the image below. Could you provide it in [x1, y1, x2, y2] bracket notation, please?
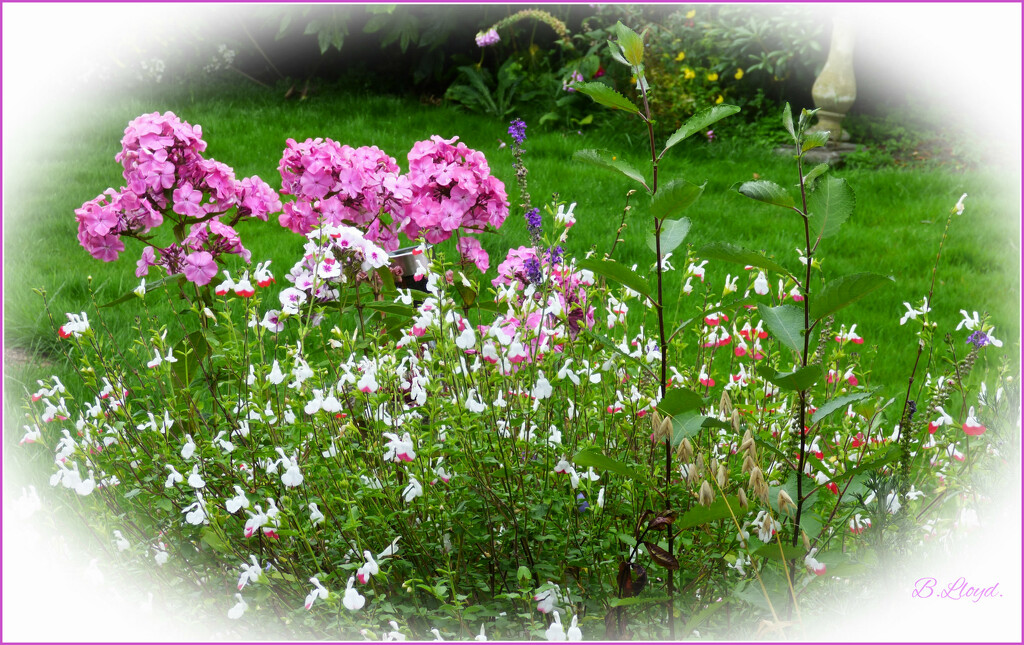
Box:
[717, 463, 728, 489]
[698, 480, 714, 507]
[719, 390, 733, 416]
[778, 489, 796, 514]
[676, 437, 693, 464]
[738, 487, 749, 509]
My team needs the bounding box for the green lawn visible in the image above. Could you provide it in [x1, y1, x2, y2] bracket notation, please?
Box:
[4, 80, 1019, 404]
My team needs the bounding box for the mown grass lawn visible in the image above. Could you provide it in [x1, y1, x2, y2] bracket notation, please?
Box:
[4, 79, 1019, 406]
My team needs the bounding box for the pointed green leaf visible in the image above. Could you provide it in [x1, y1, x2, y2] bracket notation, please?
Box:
[606, 40, 629, 66]
[675, 495, 741, 530]
[576, 257, 652, 302]
[802, 130, 830, 152]
[758, 304, 804, 352]
[646, 217, 691, 255]
[697, 242, 792, 277]
[571, 81, 640, 114]
[756, 364, 823, 391]
[811, 389, 879, 425]
[735, 180, 796, 209]
[810, 273, 894, 322]
[610, 594, 670, 608]
[657, 387, 705, 417]
[802, 163, 829, 190]
[573, 447, 646, 482]
[670, 411, 710, 443]
[663, 104, 741, 152]
[808, 176, 854, 241]
[611, 22, 644, 66]
[652, 179, 704, 221]
[573, 149, 648, 189]
[753, 542, 804, 562]
[782, 103, 796, 142]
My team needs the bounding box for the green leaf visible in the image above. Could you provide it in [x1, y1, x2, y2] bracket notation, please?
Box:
[735, 180, 796, 209]
[571, 81, 640, 114]
[807, 176, 854, 241]
[753, 542, 804, 562]
[810, 273, 894, 321]
[516, 566, 531, 582]
[675, 495, 740, 530]
[170, 330, 210, 391]
[657, 388, 705, 417]
[782, 103, 796, 142]
[757, 364, 823, 391]
[758, 304, 804, 352]
[573, 447, 646, 482]
[606, 40, 629, 67]
[669, 412, 722, 444]
[663, 104, 741, 152]
[201, 527, 231, 554]
[651, 179, 705, 221]
[697, 242, 791, 277]
[611, 22, 645, 66]
[100, 273, 186, 308]
[643, 541, 680, 570]
[646, 217, 691, 255]
[811, 389, 878, 425]
[576, 257, 652, 302]
[802, 130, 830, 152]
[573, 149, 648, 190]
[802, 162, 829, 190]
[610, 594, 670, 608]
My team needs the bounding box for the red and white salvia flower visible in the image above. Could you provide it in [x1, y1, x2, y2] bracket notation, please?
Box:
[848, 513, 871, 534]
[238, 555, 262, 590]
[962, 407, 986, 435]
[534, 583, 561, 614]
[228, 593, 248, 619]
[554, 202, 576, 228]
[834, 324, 863, 344]
[214, 270, 235, 295]
[804, 548, 827, 575]
[234, 271, 255, 297]
[699, 365, 715, 388]
[356, 551, 379, 584]
[928, 406, 953, 434]
[946, 443, 965, 462]
[58, 312, 90, 338]
[305, 577, 329, 610]
[253, 260, 274, 287]
[383, 432, 416, 462]
[687, 260, 708, 281]
[19, 424, 41, 445]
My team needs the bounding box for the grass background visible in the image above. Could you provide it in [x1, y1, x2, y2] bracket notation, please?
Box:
[4, 80, 1019, 405]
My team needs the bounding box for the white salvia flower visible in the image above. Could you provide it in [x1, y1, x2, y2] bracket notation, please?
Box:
[953, 193, 967, 215]
[532, 372, 553, 399]
[342, 575, 365, 611]
[238, 555, 262, 590]
[226, 486, 250, 514]
[187, 465, 206, 489]
[228, 593, 247, 619]
[567, 614, 583, 641]
[384, 620, 407, 641]
[164, 464, 183, 488]
[596, 487, 605, 508]
[309, 502, 325, 525]
[753, 271, 769, 295]
[430, 629, 445, 641]
[475, 624, 488, 641]
[181, 434, 196, 460]
[113, 530, 130, 552]
[403, 475, 423, 503]
[545, 611, 567, 641]
[267, 360, 285, 385]
[134, 279, 146, 298]
[356, 551, 379, 584]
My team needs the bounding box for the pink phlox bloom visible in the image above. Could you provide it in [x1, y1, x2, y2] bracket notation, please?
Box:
[172, 182, 204, 218]
[183, 251, 218, 286]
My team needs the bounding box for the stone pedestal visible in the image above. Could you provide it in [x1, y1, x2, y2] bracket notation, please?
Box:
[808, 14, 856, 141]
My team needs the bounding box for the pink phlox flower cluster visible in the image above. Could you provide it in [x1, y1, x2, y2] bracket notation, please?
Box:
[401, 135, 508, 270]
[78, 112, 280, 286]
[278, 138, 410, 251]
[491, 247, 595, 339]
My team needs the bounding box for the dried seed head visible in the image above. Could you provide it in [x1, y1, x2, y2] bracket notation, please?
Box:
[749, 467, 769, 505]
[698, 480, 715, 507]
[676, 437, 693, 464]
[731, 409, 742, 433]
[719, 390, 733, 416]
[742, 452, 757, 475]
[660, 416, 674, 442]
[801, 530, 810, 551]
[710, 458, 720, 476]
[778, 489, 796, 514]
[694, 453, 705, 478]
[717, 463, 728, 489]
[738, 487, 749, 509]
[651, 410, 662, 433]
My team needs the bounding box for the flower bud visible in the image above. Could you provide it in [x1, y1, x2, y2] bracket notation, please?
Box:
[778, 489, 796, 514]
[698, 480, 714, 507]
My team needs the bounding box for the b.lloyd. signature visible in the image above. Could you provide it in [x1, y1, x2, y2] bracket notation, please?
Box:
[912, 577, 1002, 602]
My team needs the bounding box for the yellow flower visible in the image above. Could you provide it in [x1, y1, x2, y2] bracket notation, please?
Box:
[675, 51, 686, 62]
[715, 95, 724, 104]
[683, 67, 695, 80]
[686, 9, 696, 19]
[707, 72, 719, 82]
[734, 68, 744, 80]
